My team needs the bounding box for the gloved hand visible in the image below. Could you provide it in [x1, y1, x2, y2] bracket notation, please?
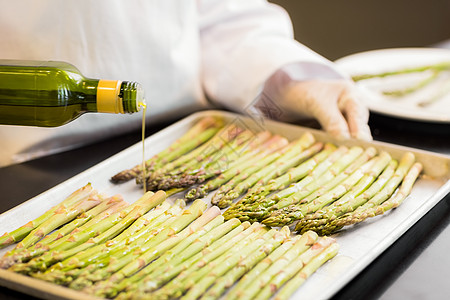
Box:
[280, 79, 373, 141]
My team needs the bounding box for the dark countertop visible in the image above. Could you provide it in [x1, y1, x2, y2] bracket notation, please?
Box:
[0, 112, 449, 300]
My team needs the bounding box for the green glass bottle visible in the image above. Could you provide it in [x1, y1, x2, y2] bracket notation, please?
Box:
[0, 59, 144, 127]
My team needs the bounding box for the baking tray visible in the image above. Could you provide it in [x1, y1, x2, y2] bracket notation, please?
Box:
[1, 110, 449, 300]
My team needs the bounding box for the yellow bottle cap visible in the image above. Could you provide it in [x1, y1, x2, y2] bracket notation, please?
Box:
[97, 80, 124, 113]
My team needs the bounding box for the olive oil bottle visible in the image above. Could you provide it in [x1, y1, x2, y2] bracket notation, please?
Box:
[0, 60, 144, 127]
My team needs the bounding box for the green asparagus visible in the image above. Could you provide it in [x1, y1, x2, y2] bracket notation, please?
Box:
[119, 221, 254, 298]
[205, 230, 318, 300]
[0, 195, 127, 270]
[145, 223, 267, 299]
[253, 236, 337, 300]
[223, 143, 338, 221]
[322, 152, 417, 234]
[216, 140, 322, 209]
[10, 191, 165, 274]
[91, 206, 223, 298]
[111, 116, 223, 183]
[113, 217, 241, 296]
[262, 151, 392, 227]
[274, 242, 340, 300]
[182, 227, 290, 300]
[69, 199, 208, 291]
[296, 159, 398, 234]
[0, 183, 95, 249]
[212, 133, 317, 207]
[44, 200, 187, 286]
[329, 161, 422, 231]
[242, 146, 366, 221]
[185, 135, 289, 201]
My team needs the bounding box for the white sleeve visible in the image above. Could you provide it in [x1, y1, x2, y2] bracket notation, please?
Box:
[198, 0, 341, 112]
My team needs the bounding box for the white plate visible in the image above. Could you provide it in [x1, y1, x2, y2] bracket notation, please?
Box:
[335, 48, 450, 123]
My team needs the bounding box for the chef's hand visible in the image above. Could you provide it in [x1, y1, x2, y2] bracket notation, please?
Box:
[280, 79, 373, 141]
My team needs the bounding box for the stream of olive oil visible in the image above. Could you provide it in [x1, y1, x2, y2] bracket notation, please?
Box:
[139, 101, 147, 193]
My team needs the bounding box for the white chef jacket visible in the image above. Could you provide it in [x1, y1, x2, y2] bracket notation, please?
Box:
[0, 0, 339, 167]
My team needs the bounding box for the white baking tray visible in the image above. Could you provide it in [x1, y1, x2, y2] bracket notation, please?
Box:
[1, 110, 449, 300]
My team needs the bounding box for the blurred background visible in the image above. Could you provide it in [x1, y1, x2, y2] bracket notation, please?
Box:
[270, 0, 450, 60]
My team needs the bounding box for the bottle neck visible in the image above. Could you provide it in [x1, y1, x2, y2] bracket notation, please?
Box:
[96, 80, 143, 114]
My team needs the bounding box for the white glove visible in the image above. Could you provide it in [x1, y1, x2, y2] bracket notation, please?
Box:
[280, 79, 373, 141]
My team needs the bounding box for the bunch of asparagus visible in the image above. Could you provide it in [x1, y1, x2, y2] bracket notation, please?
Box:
[112, 116, 423, 236]
[111, 116, 224, 184]
[111, 116, 325, 206]
[223, 147, 422, 235]
[1, 184, 339, 300]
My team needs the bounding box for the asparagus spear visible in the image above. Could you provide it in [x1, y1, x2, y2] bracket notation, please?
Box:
[250, 144, 342, 202]
[269, 147, 377, 212]
[229, 230, 319, 300]
[216, 140, 322, 209]
[155, 226, 275, 300]
[226, 145, 349, 223]
[155, 129, 261, 191]
[211, 134, 316, 207]
[253, 236, 338, 300]
[210, 144, 288, 206]
[242, 146, 366, 221]
[0, 183, 95, 249]
[203, 230, 318, 300]
[111, 116, 223, 183]
[58, 200, 187, 285]
[14, 193, 103, 251]
[24, 196, 120, 250]
[9, 191, 155, 272]
[120, 221, 254, 298]
[3, 195, 119, 257]
[189, 130, 272, 177]
[185, 135, 289, 201]
[39, 201, 172, 280]
[161, 130, 273, 191]
[322, 152, 417, 234]
[92, 208, 223, 298]
[361, 162, 422, 216]
[70, 199, 208, 291]
[330, 161, 422, 231]
[2, 197, 126, 270]
[115, 217, 241, 295]
[243, 142, 323, 195]
[274, 242, 340, 300]
[146, 124, 246, 190]
[43, 200, 186, 286]
[223, 143, 337, 221]
[0, 195, 127, 270]
[178, 129, 272, 184]
[297, 158, 398, 234]
[263, 146, 361, 202]
[263, 152, 392, 227]
[30, 192, 168, 273]
[293, 152, 391, 218]
[224, 236, 300, 300]
[182, 227, 290, 300]
[10, 191, 165, 275]
[145, 223, 266, 300]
